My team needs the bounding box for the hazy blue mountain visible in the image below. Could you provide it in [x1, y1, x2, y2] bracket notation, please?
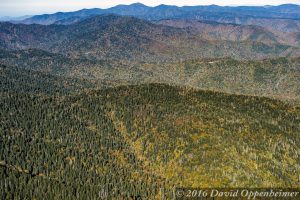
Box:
[16, 3, 300, 25]
[19, 9, 104, 25]
[0, 15, 33, 22]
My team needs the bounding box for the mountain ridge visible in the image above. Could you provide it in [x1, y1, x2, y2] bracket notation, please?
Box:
[12, 3, 300, 25]
[1, 15, 300, 62]
[1, 48, 299, 103]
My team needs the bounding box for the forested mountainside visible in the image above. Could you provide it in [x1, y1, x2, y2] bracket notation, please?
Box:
[0, 64, 98, 94]
[1, 49, 299, 102]
[156, 19, 300, 47]
[1, 15, 300, 61]
[1, 80, 300, 199]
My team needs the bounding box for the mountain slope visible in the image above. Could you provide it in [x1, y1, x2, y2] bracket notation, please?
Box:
[157, 19, 300, 48]
[1, 49, 299, 102]
[207, 17, 300, 34]
[0, 22, 64, 49]
[0, 64, 97, 94]
[19, 9, 104, 25]
[1, 15, 299, 61]
[105, 84, 300, 188]
[14, 3, 300, 46]
[156, 19, 279, 44]
[1, 83, 300, 199]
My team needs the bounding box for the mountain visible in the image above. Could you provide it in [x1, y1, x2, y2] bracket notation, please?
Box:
[157, 20, 278, 43]
[54, 15, 96, 25]
[0, 15, 33, 22]
[1, 15, 299, 62]
[19, 9, 104, 25]
[106, 3, 151, 16]
[1, 48, 299, 102]
[269, 4, 300, 13]
[14, 3, 300, 49]
[16, 3, 300, 25]
[0, 22, 64, 49]
[0, 15, 299, 101]
[200, 16, 300, 33]
[156, 19, 300, 47]
[0, 64, 96, 94]
[1, 82, 300, 198]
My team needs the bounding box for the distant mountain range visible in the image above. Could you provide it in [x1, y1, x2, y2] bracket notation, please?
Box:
[8, 3, 300, 25]
[0, 3, 299, 99]
[1, 15, 300, 62]
[1, 3, 299, 47]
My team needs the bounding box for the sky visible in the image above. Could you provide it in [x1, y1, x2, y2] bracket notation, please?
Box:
[1, 0, 300, 17]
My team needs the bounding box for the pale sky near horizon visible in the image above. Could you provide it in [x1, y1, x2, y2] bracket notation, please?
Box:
[1, 0, 300, 17]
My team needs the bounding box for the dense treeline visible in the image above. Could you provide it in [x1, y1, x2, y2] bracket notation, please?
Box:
[0, 64, 96, 95]
[102, 84, 300, 188]
[1, 83, 300, 198]
[0, 90, 169, 199]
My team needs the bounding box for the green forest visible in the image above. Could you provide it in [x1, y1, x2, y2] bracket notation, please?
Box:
[1, 67, 300, 198]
